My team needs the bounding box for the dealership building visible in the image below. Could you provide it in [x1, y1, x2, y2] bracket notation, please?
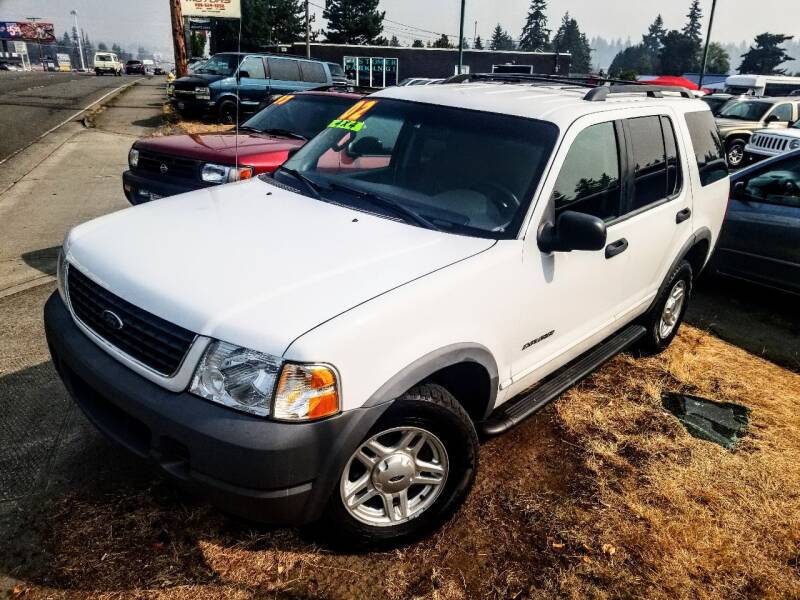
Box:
[286, 43, 572, 88]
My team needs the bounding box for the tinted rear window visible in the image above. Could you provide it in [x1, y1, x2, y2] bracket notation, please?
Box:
[269, 58, 301, 82]
[300, 61, 327, 83]
[328, 63, 345, 78]
[684, 111, 728, 186]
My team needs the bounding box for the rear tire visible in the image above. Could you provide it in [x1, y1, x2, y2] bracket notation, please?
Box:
[322, 383, 478, 548]
[726, 138, 746, 168]
[635, 260, 693, 356]
[218, 99, 238, 125]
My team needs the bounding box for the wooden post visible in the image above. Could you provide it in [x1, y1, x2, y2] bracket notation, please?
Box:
[170, 0, 188, 77]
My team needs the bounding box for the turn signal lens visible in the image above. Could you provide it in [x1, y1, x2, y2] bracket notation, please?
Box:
[273, 364, 340, 421]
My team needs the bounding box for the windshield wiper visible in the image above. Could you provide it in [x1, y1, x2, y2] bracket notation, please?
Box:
[277, 167, 322, 199]
[261, 128, 307, 141]
[236, 125, 261, 133]
[326, 181, 442, 231]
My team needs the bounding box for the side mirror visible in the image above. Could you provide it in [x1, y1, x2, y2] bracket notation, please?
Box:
[765, 114, 783, 124]
[732, 180, 747, 200]
[237, 70, 250, 80]
[538, 210, 607, 254]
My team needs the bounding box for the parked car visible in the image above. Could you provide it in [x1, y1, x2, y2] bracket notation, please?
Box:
[715, 96, 800, 168]
[125, 60, 146, 75]
[711, 149, 799, 294]
[93, 52, 122, 76]
[744, 119, 800, 163]
[0, 62, 22, 71]
[46, 78, 728, 545]
[123, 89, 364, 204]
[701, 93, 736, 116]
[170, 52, 349, 123]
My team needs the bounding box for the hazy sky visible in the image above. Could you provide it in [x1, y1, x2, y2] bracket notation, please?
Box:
[1, 0, 797, 56]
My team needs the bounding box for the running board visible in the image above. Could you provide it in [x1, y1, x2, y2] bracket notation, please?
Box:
[479, 325, 647, 437]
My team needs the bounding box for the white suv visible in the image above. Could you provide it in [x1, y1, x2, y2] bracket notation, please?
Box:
[45, 77, 730, 545]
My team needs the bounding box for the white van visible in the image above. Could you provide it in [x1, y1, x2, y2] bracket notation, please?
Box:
[724, 74, 800, 97]
[93, 52, 122, 76]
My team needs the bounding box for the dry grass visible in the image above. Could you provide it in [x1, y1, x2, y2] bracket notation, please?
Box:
[9, 325, 800, 599]
[149, 103, 234, 137]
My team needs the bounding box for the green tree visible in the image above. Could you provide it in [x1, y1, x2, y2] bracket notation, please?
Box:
[738, 33, 795, 74]
[432, 34, 452, 48]
[474, 35, 484, 50]
[212, 0, 304, 52]
[519, 0, 550, 52]
[489, 24, 514, 51]
[97, 42, 108, 51]
[642, 14, 666, 55]
[609, 45, 656, 78]
[552, 13, 592, 73]
[682, 0, 703, 45]
[704, 42, 730, 74]
[412, 39, 424, 48]
[659, 30, 697, 75]
[390, 35, 400, 47]
[189, 32, 206, 57]
[323, 0, 385, 45]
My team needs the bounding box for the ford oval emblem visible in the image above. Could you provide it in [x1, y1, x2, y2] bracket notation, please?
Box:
[101, 309, 124, 331]
[160, 163, 169, 174]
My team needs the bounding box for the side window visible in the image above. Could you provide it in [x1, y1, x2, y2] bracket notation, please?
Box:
[628, 116, 668, 210]
[552, 121, 622, 221]
[239, 56, 265, 79]
[662, 116, 683, 197]
[743, 156, 800, 207]
[770, 103, 793, 122]
[268, 58, 301, 82]
[685, 111, 728, 187]
[299, 61, 327, 83]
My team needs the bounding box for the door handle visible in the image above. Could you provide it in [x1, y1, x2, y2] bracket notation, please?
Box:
[605, 238, 628, 259]
[676, 207, 692, 224]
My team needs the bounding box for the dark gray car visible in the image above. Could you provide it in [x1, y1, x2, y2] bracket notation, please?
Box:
[712, 149, 800, 294]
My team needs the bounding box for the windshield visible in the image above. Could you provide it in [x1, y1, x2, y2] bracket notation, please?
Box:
[195, 54, 240, 76]
[719, 100, 771, 121]
[275, 98, 558, 239]
[242, 94, 358, 140]
[96, 55, 112, 62]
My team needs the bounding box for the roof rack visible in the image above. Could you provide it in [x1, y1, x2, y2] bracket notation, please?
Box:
[442, 72, 695, 101]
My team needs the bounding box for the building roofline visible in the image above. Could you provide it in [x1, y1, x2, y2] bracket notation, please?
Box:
[287, 42, 570, 56]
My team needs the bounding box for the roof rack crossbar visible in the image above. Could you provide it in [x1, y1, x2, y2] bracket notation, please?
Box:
[584, 84, 693, 101]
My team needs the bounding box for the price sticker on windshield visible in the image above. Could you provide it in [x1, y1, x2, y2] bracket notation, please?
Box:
[273, 94, 294, 105]
[328, 100, 377, 132]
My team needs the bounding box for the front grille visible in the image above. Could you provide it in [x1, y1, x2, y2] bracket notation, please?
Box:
[753, 135, 788, 151]
[136, 150, 201, 180]
[66, 266, 195, 376]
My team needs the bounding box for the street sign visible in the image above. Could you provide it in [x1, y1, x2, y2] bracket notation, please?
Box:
[0, 21, 56, 42]
[180, 0, 241, 18]
[188, 17, 212, 30]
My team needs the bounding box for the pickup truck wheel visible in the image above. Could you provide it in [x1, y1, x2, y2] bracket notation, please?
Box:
[635, 260, 693, 356]
[323, 383, 478, 548]
[726, 139, 746, 168]
[218, 100, 238, 125]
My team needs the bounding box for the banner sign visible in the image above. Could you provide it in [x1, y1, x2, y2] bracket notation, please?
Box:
[0, 21, 56, 42]
[188, 17, 212, 30]
[180, 0, 241, 18]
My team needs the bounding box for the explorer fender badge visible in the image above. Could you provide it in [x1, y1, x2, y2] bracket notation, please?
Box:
[522, 330, 555, 351]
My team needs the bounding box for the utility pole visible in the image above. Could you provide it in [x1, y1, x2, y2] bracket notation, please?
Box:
[70, 10, 86, 71]
[305, 0, 311, 58]
[169, 0, 188, 77]
[457, 0, 466, 74]
[698, 0, 718, 90]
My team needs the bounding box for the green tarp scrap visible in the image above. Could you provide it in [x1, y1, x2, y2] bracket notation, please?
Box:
[662, 393, 750, 450]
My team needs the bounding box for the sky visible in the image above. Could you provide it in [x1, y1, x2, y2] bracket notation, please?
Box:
[0, 0, 798, 57]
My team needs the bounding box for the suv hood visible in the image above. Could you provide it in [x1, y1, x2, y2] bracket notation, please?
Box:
[135, 133, 305, 165]
[65, 179, 494, 356]
[716, 118, 762, 131]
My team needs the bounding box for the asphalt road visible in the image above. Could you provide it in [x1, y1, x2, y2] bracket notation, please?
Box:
[0, 71, 143, 162]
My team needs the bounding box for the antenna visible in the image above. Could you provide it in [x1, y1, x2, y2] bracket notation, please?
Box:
[234, 15, 243, 172]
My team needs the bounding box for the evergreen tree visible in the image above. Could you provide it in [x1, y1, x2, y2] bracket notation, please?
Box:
[682, 0, 703, 45]
[212, 0, 304, 52]
[519, 0, 550, 52]
[659, 30, 697, 75]
[390, 35, 400, 47]
[705, 42, 730, 74]
[609, 45, 656, 78]
[738, 33, 795, 74]
[489, 24, 514, 51]
[432, 34, 452, 49]
[323, 0, 385, 45]
[552, 13, 592, 73]
[642, 14, 666, 55]
[97, 42, 108, 51]
[412, 39, 424, 48]
[474, 35, 484, 50]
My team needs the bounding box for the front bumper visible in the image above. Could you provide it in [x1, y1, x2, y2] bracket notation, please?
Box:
[123, 170, 207, 205]
[44, 292, 390, 524]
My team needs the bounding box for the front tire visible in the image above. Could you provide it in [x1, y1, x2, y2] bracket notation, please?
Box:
[218, 99, 238, 125]
[726, 138, 746, 168]
[635, 260, 693, 356]
[323, 383, 478, 547]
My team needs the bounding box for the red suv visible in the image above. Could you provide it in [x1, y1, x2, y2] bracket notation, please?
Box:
[123, 90, 363, 205]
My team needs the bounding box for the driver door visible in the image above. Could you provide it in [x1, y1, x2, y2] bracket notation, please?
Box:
[236, 56, 269, 110]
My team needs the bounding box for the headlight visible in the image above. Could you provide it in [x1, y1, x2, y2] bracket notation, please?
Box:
[195, 86, 210, 100]
[56, 248, 69, 304]
[790, 139, 800, 150]
[201, 163, 254, 184]
[189, 341, 340, 420]
[190, 341, 282, 416]
[273, 363, 340, 421]
[128, 147, 139, 169]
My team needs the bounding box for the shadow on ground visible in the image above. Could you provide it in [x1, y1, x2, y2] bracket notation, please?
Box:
[20, 247, 60, 278]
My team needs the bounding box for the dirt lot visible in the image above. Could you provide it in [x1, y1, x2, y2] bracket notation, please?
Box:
[2, 282, 799, 599]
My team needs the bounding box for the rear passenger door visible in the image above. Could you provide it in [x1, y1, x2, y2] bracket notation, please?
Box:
[267, 58, 307, 96]
[608, 113, 692, 319]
